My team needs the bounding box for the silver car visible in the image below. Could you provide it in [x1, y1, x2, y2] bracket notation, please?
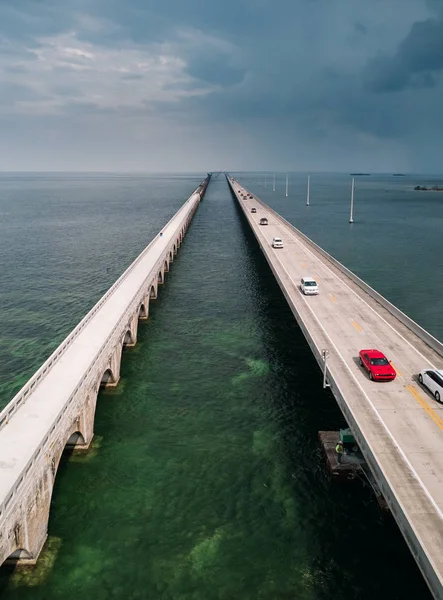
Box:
[272, 237, 284, 248]
[418, 369, 443, 402]
[300, 277, 319, 295]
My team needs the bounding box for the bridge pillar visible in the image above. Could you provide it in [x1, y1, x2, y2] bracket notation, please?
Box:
[150, 282, 158, 300]
[101, 345, 122, 388]
[0, 177, 211, 570]
[138, 299, 149, 320]
[64, 395, 96, 452]
[2, 409, 96, 567]
[122, 314, 139, 348]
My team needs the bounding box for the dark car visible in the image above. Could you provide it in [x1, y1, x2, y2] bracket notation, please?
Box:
[251, 208, 257, 213]
[259, 217, 268, 225]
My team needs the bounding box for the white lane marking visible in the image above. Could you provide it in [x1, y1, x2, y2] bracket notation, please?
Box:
[268, 245, 443, 520]
[231, 184, 443, 519]
[232, 176, 438, 372]
[285, 226, 438, 370]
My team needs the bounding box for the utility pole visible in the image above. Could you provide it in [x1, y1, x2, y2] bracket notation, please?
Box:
[306, 175, 310, 206]
[322, 349, 330, 388]
[285, 174, 289, 197]
[349, 177, 355, 223]
[273, 173, 276, 192]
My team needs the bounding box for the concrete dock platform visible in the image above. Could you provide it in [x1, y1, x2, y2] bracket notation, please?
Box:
[318, 431, 363, 478]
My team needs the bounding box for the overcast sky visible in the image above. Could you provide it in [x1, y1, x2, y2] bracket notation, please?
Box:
[1, 0, 442, 172]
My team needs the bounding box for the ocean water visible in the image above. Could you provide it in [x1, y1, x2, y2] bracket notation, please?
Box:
[0, 172, 438, 599]
[237, 172, 443, 341]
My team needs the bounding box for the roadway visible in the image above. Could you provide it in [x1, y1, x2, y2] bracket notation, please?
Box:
[228, 176, 443, 599]
[0, 190, 201, 512]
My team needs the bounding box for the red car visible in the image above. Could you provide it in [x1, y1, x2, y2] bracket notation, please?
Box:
[359, 349, 396, 381]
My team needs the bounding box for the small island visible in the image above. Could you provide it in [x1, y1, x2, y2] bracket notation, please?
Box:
[392, 173, 405, 176]
[350, 173, 371, 176]
[414, 185, 443, 191]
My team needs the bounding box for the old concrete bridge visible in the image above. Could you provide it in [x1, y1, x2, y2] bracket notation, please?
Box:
[0, 175, 210, 567]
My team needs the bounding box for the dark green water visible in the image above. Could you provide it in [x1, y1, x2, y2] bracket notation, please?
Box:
[0, 173, 438, 599]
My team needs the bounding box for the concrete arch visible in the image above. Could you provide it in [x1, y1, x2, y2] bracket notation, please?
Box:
[66, 395, 96, 452]
[122, 329, 135, 347]
[138, 303, 148, 319]
[158, 270, 164, 284]
[2, 548, 34, 565]
[65, 431, 86, 449]
[149, 284, 157, 299]
[101, 368, 115, 385]
[173, 244, 177, 255]
[1, 421, 91, 567]
[99, 344, 122, 389]
[169, 251, 173, 262]
[164, 259, 169, 273]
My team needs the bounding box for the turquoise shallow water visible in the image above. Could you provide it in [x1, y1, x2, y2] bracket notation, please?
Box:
[0, 172, 439, 599]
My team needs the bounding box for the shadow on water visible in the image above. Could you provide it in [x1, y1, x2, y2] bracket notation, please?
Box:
[0, 176, 432, 600]
[225, 180, 432, 599]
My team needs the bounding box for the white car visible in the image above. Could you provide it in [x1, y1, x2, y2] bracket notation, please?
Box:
[272, 237, 284, 248]
[300, 277, 319, 295]
[418, 369, 443, 402]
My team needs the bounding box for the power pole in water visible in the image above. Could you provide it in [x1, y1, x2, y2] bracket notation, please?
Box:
[349, 177, 355, 223]
[306, 175, 310, 206]
[273, 173, 276, 192]
[285, 174, 289, 197]
[265, 174, 267, 188]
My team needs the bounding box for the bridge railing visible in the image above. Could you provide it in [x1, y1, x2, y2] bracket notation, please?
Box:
[0, 183, 204, 432]
[0, 189, 203, 519]
[228, 176, 443, 359]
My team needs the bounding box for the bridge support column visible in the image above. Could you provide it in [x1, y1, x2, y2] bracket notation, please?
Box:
[64, 395, 96, 453]
[138, 298, 149, 320]
[101, 345, 122, 388]
[122, 314, 139, 348]
[150, 282, 158, 300]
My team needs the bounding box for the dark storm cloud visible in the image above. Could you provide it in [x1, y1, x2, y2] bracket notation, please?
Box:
[0, 0, 442, 171]
[365, 16, 443, 92]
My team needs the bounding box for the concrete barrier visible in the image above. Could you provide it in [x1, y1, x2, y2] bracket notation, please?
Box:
[227, 175, 443, 599]
[229, 177, 443, 359]
[0, 176, 211, 430]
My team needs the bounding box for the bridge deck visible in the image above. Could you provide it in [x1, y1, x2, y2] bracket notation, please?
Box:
[0, 191, 200, 507]
[229, 177, 443, 598]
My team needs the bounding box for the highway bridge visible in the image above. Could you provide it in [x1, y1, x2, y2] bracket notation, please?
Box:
[227, 174, 443, 600]
[0, 175, 210, 567]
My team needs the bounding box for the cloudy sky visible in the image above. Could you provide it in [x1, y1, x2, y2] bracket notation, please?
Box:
[0, 0, 442, 172]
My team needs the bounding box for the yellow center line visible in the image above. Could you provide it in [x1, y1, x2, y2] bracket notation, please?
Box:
[328, 293, 337, 303]
[390, 362, 403, 378]
[406, 384, 443, 432]
[351, 319, 363, 333]
[301, 262, 307, 269]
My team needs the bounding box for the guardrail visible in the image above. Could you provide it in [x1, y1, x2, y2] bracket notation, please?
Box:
[0, 183, 205, 520]
[227, 175, 443, 599]
[227, 175, 443, 359]
[0, 182, 206, 431]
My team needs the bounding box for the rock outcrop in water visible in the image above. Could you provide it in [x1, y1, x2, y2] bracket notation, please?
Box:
[414, 185, 443, 191]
